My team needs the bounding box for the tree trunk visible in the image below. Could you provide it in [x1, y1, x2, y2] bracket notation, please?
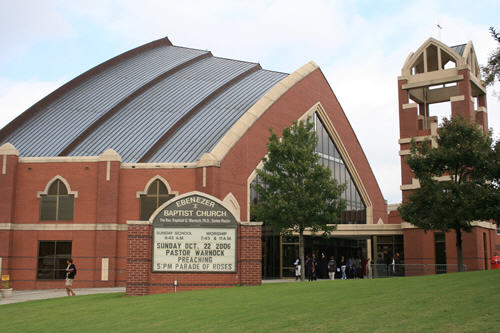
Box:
[299, 229, 305, 281]
[456, 227, 463, 272]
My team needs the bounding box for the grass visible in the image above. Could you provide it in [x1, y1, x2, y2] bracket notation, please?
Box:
[1, 270, 499, 332]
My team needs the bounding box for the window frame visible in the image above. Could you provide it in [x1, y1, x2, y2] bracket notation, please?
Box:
[37, 176, 77, 221]
[137, 177, 177, 221]
[36, 240, 72, 280]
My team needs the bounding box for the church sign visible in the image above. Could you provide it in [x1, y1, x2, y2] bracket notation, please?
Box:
[152, 194, 237, 273]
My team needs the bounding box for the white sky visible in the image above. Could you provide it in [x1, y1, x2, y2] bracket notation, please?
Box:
[0, 0, 499, 204]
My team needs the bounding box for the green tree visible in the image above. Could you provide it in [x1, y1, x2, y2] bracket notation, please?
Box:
[251, 119, 346, 281]
[482, 27, 500, 86]
[399, 117, 498, 272]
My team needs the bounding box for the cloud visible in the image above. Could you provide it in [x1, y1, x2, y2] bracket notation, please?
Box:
[0, 79, 63, 129]
[0, 1, 74, 63]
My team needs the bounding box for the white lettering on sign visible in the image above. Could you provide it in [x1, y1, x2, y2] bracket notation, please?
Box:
[153, 228, 236, 272]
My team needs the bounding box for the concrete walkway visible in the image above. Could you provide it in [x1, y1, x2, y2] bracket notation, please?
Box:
[0, 279, 300, 305]
[0, 287, 125, 305]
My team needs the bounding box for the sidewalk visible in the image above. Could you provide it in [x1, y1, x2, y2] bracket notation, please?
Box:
[0, 287, 125, 305]
[1, 280, 297, 305]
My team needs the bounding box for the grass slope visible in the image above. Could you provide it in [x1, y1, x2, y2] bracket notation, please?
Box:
[1, 270, 499, 332]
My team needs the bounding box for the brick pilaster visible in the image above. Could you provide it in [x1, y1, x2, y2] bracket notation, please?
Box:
[126, 223, 152, 296]
[239, 223, 262, 286]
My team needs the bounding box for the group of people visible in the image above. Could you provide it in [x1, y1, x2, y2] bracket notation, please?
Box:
[294, 253, 369, 281]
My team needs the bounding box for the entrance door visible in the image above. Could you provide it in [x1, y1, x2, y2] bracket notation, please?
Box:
[434, 233, 446, 274]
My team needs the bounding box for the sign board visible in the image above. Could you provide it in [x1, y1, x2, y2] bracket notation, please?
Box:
[152, 194, 237, 273]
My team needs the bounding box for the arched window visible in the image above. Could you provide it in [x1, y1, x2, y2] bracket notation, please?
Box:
[40, 179, 74, 221]
[140, 179, 175, 220]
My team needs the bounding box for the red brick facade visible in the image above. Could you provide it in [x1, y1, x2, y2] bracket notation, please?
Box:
[0, 63, 391, 291]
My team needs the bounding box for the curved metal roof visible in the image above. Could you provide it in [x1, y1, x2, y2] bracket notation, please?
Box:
[0, 38, 289, 163]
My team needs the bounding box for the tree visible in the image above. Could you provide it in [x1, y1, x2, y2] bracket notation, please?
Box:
[251, 119, 346, 281]
[482, 27, 500, 86]
[398, 117, 498, 272]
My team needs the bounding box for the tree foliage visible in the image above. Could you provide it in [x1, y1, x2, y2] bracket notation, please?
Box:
[399, 117, 499, 271]
[482, 27, 500, 86]
[251, 119, 346, 280]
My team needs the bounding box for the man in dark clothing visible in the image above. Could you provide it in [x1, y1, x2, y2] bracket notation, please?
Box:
[319, 253, 328, 279]
[65, 259, 77, 296]
[305, 256, 312, 281]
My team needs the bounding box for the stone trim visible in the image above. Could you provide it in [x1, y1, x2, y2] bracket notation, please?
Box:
[0, 143, 19, 156]
[223, 192, 241, 222]
[470, 221, 497, 230]
[20, 156, 101, 163]
[135, 175, 179, 198]
[398, 135, 432, 144]
[401, 175, 453, 190]
[99, 149, 121, 162]
[126, 220, 152, 225]
[450, 95, 465, 102]
[402, 103, 418, 109]
[401, 221, 496, 230]
[401, 37, 466, 76]
[401, 73, 464, 90]
[300, 223, 403, 236]
[239, 221, 263, 226]
[37, 175, 79, 198]
[400, 178, 420, 190]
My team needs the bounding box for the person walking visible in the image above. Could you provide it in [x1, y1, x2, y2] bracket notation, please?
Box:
[339, 256, 347, 280]
[376, 253, 386, 278]
[327, 256, 337, 280]
[65, 258, 77, 296]
[305, 256, 312, 281]
[319, 253, 328, 279]
[311, 253, 318, 281]
[393, 252, 401, 276]
[294, 258, 301, 281]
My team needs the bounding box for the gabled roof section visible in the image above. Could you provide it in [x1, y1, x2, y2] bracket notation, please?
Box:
[402, 37, 466, 76]
[401, 38, 482, 81]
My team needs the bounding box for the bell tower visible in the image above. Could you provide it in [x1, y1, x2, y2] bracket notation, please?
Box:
[397, 38, 488, 202]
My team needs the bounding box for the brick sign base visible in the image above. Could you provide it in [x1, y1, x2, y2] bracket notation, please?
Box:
[126, 218, 261, 296]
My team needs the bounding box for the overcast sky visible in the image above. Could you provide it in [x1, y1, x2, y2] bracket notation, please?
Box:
[1, 0, 499, 204]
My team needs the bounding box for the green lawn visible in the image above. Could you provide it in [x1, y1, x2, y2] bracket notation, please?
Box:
[1, 270, 499, 332]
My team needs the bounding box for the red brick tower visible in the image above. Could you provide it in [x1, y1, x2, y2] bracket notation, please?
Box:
[397, 38, 487, 202]
[396, 38, 497, 272]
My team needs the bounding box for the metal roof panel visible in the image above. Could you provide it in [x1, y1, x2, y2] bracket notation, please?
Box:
[148, 69, 288, 162]
[70, 57, 257, 162]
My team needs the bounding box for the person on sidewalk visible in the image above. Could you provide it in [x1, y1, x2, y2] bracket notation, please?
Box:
[65, 259, 77, 296]
[294, 258, 301, 281]
[327, 256, 336, 280]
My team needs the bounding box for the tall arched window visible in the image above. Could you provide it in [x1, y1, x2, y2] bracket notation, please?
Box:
[40, 179, 74, 221]
[140, 179, 175, 220]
